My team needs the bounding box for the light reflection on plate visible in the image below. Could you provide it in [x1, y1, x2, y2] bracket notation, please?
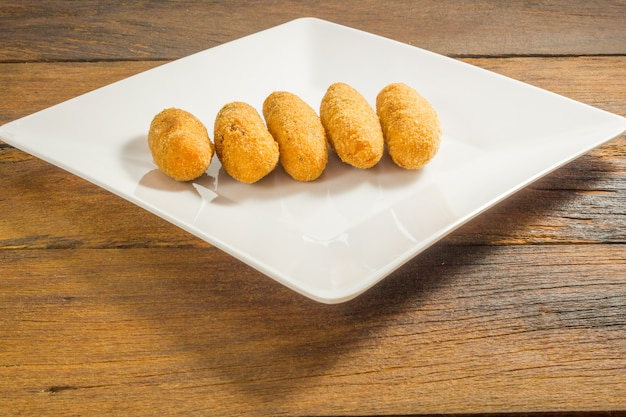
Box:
[1, 18, 625, 303]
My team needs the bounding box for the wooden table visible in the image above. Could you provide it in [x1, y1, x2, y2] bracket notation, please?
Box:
[1, 1, 625, 415]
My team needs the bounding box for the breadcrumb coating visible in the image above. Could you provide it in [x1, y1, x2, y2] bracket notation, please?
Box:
[263, 91, 328, 181]
[319, 82, 384, 169]
[148, 108, 214, 181]
[376, 83, 441, 169]
[214, 101, 279, 184]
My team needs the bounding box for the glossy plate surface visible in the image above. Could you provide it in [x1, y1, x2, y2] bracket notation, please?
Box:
[2, 18, 625, 303]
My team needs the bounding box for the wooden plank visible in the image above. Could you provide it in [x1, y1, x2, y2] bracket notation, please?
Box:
[2, 2, 625, 416]
[1, 0, 625, 62]
[1, 246, 625, 415]
[1, 138, 624, 249]
[0, 61, 163, 125]
[1, 57, 624, 126]
[0, 151, 204, 249]
[465, 57, 626, 116]
[1, 57, 624, 248]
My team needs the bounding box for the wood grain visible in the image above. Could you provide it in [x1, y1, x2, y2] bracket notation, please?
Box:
[1, 246, 625, 415]
[0, 61, 163, 125]
[1, 1, 625, 415]
[2, 58, 624, 248]
[1, 0, 625, 62]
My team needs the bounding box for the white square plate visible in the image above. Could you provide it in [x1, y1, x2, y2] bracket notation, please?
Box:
[2, 18, 625, 303]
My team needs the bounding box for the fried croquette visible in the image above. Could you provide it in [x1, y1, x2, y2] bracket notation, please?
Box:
[148, 108, 214, 181]
[214, 101, 279, 184]
[319, 82, 384, 169]
[376, 83, 441, 170]
[263, 91, 328, 181]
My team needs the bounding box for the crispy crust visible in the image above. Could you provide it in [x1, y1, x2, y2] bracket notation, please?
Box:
[148, 108, 214, 181]
[214, 101, 279, 184]
[376, 83, 441, 169]
[263, 91, 328, 181]
[319, 82, 384, 169]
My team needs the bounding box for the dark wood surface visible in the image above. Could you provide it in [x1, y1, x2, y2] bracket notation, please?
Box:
[1, 1, 625, 416]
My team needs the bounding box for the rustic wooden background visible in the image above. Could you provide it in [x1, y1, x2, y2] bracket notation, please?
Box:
[1, 1, 625, 415]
